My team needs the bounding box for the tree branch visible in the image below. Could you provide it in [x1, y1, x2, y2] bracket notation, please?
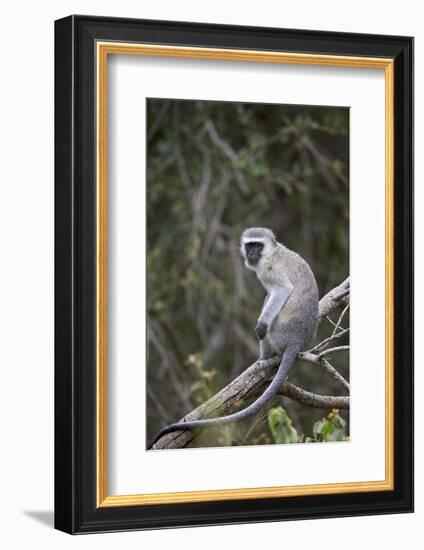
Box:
[151, 278, 350, 450]
[278, 382, 349, 409]
[318, 277, 350, 319]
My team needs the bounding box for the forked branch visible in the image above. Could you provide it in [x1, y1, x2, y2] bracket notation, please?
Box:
[152, 277, 350, 450]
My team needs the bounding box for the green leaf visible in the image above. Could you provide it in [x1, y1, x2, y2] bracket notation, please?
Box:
[249, 133, 266, 147]
[267, 406, 298, 444]
[312, 410, 347, 442]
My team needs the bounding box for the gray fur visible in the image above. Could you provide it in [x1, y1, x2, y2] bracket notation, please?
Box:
[150, 227, 319, 448]
[252, 232, 319, 355]
[242, 227, 276, 242]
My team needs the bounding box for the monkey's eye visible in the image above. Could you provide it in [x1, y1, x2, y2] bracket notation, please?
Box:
[245, 243, 264, 260]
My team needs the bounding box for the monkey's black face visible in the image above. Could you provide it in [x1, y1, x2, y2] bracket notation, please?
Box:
[245, 241, 264, 266]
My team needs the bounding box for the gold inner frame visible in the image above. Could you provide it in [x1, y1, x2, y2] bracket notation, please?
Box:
[96, 42, 395, 508]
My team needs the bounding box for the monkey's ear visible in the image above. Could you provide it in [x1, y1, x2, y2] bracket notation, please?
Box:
[272, 237, 277, 246]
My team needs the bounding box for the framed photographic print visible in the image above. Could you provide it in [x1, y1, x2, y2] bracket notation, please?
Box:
[54, 15, 413, 534]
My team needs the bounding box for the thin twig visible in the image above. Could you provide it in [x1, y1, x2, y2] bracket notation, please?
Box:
[319, 345, 350, 357]
[297, 351, 350, 392]
[309, 327, 349, 354]
[320, 359, 350, 392]
[204, 119, 249, 194]
[331, 303, 350, 337]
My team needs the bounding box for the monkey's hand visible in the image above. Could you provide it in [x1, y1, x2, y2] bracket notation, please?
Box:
[255, 320, 268, 340]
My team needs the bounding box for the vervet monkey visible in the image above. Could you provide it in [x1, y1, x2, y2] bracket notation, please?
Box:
[150, 227, 319, 448]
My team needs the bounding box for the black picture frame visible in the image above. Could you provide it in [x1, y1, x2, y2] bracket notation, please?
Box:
[55, 15, 413, 534]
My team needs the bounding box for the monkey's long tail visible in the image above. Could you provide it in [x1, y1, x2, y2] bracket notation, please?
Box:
[149, 345, 299, 449]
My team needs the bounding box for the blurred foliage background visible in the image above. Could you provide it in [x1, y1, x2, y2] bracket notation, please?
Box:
[146, 98, 349, 448]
